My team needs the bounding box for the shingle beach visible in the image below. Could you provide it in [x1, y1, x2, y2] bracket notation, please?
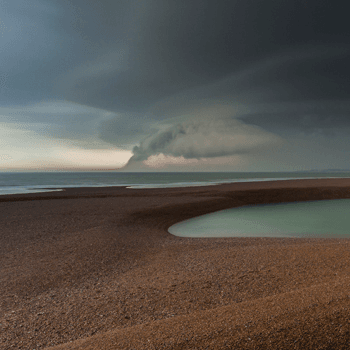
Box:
[1, 179, 350, 349]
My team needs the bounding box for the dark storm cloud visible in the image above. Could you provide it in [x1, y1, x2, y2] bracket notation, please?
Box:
[4, 0, 350, 108]
[56, 0, 350, 113]
[2, 0, 350, 167]
[237, 101, 350, 136]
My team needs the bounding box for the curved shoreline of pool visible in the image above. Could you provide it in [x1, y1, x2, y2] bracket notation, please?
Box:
[168, 198, 350, 238]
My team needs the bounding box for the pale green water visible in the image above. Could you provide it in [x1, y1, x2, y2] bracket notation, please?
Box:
[168, 199, 350, 238]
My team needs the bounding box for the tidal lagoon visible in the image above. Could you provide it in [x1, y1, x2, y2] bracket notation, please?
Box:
[169, 199, 350, 238]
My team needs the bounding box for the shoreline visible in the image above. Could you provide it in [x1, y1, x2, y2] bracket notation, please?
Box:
[1, 178, 350, 349]
[1, 174, 350, 196]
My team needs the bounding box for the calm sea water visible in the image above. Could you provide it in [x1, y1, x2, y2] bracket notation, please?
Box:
[169, 199, 350, 238]
[1, 171, 350, 196]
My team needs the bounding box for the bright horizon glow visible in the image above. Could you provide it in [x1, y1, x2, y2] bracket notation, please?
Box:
[0, 122, 132, 171]
[0, 147, 132, 171]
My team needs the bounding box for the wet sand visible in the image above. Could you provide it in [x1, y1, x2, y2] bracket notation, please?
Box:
[1, 178, 350, 349]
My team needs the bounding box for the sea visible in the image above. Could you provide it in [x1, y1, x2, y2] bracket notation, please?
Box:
[1, 171, 350, 196]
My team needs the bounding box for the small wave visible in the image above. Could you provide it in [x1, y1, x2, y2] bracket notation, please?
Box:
[0, 188, 64, 195]
[127, 176, 350, 189]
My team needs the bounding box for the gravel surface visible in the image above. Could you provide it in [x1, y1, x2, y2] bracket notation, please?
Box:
[1, 179, 350, 349]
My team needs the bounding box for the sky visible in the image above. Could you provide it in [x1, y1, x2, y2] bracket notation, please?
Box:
[1, 0, 350, 171]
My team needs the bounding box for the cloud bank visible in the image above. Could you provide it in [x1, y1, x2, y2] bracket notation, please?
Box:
[124, 105, 282, 169]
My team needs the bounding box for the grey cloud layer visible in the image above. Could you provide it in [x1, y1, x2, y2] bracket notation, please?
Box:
[2, 0, 350, 169]
[0, 102, 117, 149]
[3, 0, 350, 110]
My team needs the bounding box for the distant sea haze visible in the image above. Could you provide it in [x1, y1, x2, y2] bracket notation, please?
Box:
[1, 171, 350, 196]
